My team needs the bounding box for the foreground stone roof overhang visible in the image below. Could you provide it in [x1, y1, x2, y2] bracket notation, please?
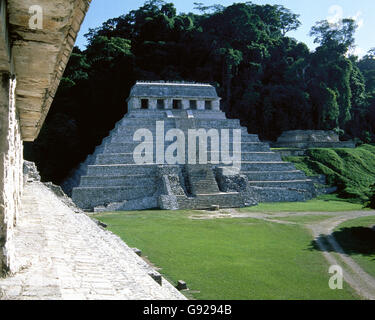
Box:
[1, 0, 91, 141]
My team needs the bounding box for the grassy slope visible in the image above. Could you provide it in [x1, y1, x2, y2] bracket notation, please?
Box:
[283, 144, 375, 202]
[333, 216, 375, 278]
[94, 210, 358, 300]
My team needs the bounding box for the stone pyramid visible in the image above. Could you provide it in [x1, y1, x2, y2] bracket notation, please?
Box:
[67, 81, 316, 211]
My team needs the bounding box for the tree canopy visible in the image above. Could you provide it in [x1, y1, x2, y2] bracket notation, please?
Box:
[24, 0, 375, 184]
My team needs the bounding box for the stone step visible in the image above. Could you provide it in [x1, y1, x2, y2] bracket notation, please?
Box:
[188, 151, 279, 162]
[86, 164, 158, 176]
[247, 180, 314, 189]
[241, 143, 271, 152]
[243, 170, 307, 181]
[239, 161, 296, 172]
[95, 151, 280, 165]
[79, 175, 157, 187]
[189, 181, 220, 195]
[112, 128, 251, 143]
[115, 125, 176, 134]
[86, 162, 295, 177]
[104, 142, 270, 154]
[240, 152, 281, 161]
[241, 134, 260, 142]
[109, 131, 258, 144]
[176, 192, 244, 210]
[96, 153, 136, 165]
[105, 132, 262, 146]
[72, 185, 157, 210]
[119, 119, 177, 127]
[186, 165, 220, 195]
[251, 186, 314, 203]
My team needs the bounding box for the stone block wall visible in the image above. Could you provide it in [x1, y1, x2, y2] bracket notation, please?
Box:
[0, 73, 23, 273]
[272, 130, 355, 149]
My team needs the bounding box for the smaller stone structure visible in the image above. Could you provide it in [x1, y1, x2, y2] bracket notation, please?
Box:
[272, 130, 355, 149]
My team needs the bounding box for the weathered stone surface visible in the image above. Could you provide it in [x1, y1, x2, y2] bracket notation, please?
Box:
[23, 160, 40, 183]
[215, 167, 259, 206]
[0, 74, 23, 273]
[6, 0, 91, 141]
[158, 165, 186, 196]
[0, 182, 186, 300]
[158, 195, 179, 210]
[0, 0, 91, 274]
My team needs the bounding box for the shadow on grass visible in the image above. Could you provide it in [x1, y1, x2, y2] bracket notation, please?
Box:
[310, 226, 375, 259]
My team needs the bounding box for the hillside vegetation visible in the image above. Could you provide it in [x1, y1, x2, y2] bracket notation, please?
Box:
[284, 144, 375, 202]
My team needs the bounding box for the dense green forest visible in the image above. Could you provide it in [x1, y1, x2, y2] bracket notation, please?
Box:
[24, 0, 375, 184]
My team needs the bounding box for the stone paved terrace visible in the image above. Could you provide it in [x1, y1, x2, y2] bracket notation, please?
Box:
[0, 182, 185, 300]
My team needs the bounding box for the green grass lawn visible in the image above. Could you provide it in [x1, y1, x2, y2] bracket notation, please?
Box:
[94, 209, 358, 300]
[333, 216, 375, 278]
[239, 195, 367, 214]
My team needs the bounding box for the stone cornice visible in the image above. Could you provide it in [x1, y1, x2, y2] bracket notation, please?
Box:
[0, 0, 11, 73]
[7, 0, 91, 141]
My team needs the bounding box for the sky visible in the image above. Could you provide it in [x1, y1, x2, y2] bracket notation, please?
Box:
[76, 0, 375, 57]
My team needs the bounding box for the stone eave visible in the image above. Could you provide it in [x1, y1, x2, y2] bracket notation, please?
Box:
[7, 0, 91, 141]
[0, 0, 11, 72]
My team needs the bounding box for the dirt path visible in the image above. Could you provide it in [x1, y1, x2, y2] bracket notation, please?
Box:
[191, 208, 375, 300]
[305, 212, 375, 300]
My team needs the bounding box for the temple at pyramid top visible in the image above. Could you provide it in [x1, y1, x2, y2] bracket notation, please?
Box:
[127, 81, 221, 111]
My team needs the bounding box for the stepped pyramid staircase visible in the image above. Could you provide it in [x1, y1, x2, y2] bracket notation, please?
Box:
[67, 109, 316, 211]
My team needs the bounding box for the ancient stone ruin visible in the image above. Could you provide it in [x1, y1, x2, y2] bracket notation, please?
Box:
[273, 130, 356, 149]
[0, 0, 91, 273]
[67, 81, 316, 211]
